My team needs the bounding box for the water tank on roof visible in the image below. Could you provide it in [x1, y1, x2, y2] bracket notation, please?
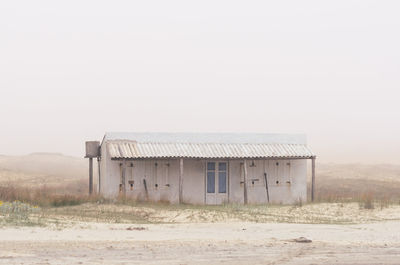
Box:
[85, 141, 100, 158]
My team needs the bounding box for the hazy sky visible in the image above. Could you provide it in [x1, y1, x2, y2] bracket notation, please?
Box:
[1, 0, 399, 163]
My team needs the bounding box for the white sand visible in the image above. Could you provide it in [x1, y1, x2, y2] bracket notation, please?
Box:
[1, 221, 400, 264]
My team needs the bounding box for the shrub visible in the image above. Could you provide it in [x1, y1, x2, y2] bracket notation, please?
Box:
[359, 192, 375, 210]
[0, 200, 41, 226]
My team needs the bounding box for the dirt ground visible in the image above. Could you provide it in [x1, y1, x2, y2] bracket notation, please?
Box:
[1, 155, 400, 264]
[1, 221, 400, 265]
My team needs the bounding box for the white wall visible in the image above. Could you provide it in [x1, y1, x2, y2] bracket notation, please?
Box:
[227, 159, 307, 204]
[100, 143, 307, 204]
[99, 143, 121, 198]
[181, 159, 205, 204]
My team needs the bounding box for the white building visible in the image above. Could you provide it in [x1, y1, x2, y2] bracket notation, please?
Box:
[90, 132, 316, 205]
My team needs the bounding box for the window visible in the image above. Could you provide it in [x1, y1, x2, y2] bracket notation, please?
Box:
[207, 162, 227, 194]
[207, 162, 216, 193]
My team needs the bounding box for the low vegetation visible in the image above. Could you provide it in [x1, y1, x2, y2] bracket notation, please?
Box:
[312, 163, 400, 205]
[0, 183, 92, 208]
[312, 177, 400, 210]
[1, 183, 400, 227]
[2, 199, 400, 227]
[1, 157, 400, 227]
[0, 200, 42, 226]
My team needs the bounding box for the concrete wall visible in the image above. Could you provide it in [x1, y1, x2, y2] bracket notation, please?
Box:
[100, 157, 205, 204]
[122, 159, 181, 203]
[181, 159, 205, 204]
[228, 159, 307, 204]
[99, 143, 121, 198]
[100, 144, 307, 204]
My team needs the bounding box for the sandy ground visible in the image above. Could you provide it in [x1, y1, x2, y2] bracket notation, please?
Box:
[1, 221, 400, 265]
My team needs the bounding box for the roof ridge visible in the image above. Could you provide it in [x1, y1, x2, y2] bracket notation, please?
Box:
[136, 142, 306, 145]
[107, 140, 307, 145]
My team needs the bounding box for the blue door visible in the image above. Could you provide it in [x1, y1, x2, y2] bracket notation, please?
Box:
[206, 162, 228, 204]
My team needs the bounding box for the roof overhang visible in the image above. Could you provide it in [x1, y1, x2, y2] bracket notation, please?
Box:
[107, 141, 315, 160]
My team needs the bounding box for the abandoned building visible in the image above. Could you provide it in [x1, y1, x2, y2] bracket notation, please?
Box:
[85, 132, 316, 204]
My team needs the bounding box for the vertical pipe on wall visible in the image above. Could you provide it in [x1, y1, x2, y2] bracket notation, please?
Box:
[97, 157, 101, 194]
[122, 162, 126, 196]
[179, 158, 183, 204]
[311, 157, 316, 202]
[119, 162, 126, 196]
[166, 160, 170, 185]
[227, 160, 230, 203]
[89, 158, 93, 195]
[243, 160, 248, 204]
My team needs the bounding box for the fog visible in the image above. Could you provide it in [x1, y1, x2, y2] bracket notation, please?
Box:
[0, 0, 399, 163]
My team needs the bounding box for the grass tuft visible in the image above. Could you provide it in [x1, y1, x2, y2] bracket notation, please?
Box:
[358, 192, 375, 210]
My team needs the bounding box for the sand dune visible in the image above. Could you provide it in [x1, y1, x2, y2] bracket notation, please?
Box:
[0, 153, 399, 184]
[0, 153, 88, 179]
[313, 163, 400, 201]
[0, 153, 399, 200]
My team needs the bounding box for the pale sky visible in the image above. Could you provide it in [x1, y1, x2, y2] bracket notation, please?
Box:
[0, 0, 399, 164]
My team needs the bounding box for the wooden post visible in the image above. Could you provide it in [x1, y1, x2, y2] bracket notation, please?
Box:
[311, 157, 316, 202]
[143, 179, 149, 201]
[264, 173, 270, 203]
[243, 160, 248, 204]
[179, 158, 183, 204]
[89, 158, 93, 195]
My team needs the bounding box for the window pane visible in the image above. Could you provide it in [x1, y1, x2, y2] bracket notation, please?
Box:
[218, 171, 226, 193]
[207, 172, 215, 193]
[218, 162, 227, 171]
[207, 162, 215, 171]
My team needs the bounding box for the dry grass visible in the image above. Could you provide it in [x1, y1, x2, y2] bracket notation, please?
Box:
[309, 163, 400, 208]
[24, 202, 400, 227]
[1, 156, 400, 227]
[2, 184, 400, 226]
[310, 178, 400, 210]
[0, 182, 94, 208]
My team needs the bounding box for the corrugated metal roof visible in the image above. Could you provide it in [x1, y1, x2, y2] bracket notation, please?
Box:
[107, 141, 315, 159]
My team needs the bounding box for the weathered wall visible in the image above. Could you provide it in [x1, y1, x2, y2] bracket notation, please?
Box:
[99, 142, 108, 195]
[121, 159, 180, 203]
[228, 159, 307, 204]
[99, 143, 121, 198]
[101, 158, 206, 204]
[100, 142, 307, 204]
[181, 159, 205, 204]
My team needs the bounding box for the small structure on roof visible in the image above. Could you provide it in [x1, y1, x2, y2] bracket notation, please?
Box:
[86, 132, 316, 204]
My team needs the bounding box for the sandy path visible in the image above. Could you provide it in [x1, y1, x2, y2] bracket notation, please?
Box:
[1, 221, 400, 264]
